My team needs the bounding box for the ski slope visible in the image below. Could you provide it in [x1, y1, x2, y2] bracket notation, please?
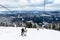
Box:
[0, 27, 60, 40]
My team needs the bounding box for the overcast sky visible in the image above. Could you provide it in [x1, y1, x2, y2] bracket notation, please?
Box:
[0, 0, 60, 11]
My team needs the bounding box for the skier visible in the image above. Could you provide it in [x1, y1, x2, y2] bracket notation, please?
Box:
[37, 27, 39, 30]
[21, 28, 24, 36]
[24, 27, 27, 36]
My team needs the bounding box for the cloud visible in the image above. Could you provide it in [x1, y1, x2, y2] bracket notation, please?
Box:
[45, 0, 53, 4]
[0, 0, 60, 11]
[0, 0, 44, 11]
[0, 0, 19, 2]
[0, 0, 44, 6]
[0, 6, 44, 11]
[54, 0, 60, 4]
[45, 0, 60, 11]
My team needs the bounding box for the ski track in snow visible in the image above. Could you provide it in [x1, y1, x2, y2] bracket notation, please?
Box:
[0, 27, 60, 40]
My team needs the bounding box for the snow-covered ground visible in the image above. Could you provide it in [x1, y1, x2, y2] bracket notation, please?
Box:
[0, 27, 60, 40]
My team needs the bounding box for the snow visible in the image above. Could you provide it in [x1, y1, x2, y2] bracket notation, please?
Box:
[40, 14, 51, 17]
[0, 27, 60, 40]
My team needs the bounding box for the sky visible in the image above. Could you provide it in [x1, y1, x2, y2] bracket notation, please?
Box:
[0, 0, 60, 11]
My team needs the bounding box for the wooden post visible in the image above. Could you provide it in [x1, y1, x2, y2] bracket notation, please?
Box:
[58, 23, 59, 28]
[51, 23, 52, 29]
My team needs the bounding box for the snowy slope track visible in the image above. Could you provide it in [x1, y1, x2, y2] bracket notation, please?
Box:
[0, 27, 60, 40]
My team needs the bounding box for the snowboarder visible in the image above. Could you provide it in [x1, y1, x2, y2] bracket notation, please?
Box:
[21, 28, 24, 36]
